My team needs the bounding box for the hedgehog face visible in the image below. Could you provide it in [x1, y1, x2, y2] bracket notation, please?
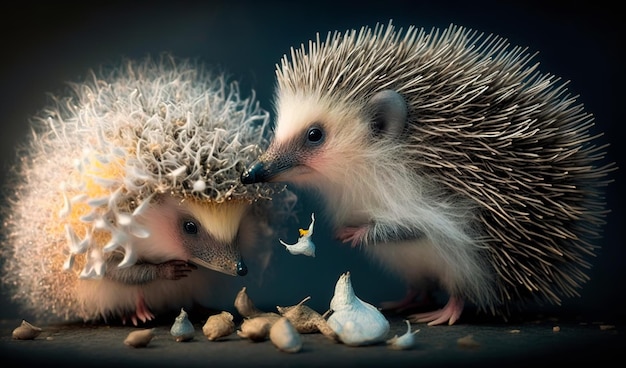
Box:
[132, 195, 249, 276]
[243, 91, 360, 183]
[241, 89, 407, 191]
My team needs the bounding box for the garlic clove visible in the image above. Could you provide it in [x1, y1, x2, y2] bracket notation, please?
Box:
[170, 308, 195, 342]
[326, 271, 390, 346]
[124, 328, 155, 348]
[202, 311, 235, 341]
[457, 334, 480, 349]
[12, 320, 43, 340]
[269, 317, 303, 353]
[386, 320, 419, 350]
[236, 314, 280, 342]
[234, 286, 264, 318]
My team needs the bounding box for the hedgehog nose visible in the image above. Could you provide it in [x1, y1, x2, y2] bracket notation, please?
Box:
[236, 259, 248, 276]
[241, 162, 262, 184]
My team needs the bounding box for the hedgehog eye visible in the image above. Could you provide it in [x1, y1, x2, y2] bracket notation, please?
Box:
[183, 220, 198, 234]
[306, 127, 324, 144]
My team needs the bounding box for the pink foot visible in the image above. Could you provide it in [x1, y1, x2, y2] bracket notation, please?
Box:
[407, 296, 464, 326]
[379, 288, 434, 313]
[122, 291, 155, 326]
[336, 226, 369, 247]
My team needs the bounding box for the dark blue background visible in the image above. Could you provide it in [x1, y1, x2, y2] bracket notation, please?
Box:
[1, 0, 623, 324]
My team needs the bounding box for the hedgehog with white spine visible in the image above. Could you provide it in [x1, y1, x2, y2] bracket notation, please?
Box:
[241, 21, 617, 325]
[0, 54, 293, 325]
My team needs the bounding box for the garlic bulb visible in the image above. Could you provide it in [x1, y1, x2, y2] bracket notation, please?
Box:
[326, 271, 390, 346]
[279, 213, 315, 257]
[170, 308, 195, 342]
[386, 320, 419, 350]
[202, 311, 235, 341]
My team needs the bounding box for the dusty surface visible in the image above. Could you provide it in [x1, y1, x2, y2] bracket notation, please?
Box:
[1, 312, 622, 367]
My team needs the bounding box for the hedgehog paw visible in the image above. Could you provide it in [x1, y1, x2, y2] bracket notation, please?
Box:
[379, 288, 434, 312]
[133, 296, 155, 325]
[122, 293, 155, 326]
[336, 226, 368, 247]
[407, 296, 464, 326]
[156, 260, 198, 280]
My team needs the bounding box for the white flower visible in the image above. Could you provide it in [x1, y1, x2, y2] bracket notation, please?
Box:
[279, 213, 316, 257]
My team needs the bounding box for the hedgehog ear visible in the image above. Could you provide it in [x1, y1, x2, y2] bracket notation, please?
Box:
[367, 89, 407, 138]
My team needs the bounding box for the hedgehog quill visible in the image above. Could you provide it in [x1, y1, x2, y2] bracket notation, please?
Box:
[0, 54, 292, 325]
[241, 21, 617, 325]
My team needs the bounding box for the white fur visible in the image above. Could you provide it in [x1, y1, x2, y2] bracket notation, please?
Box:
[274, 91, 496, 309]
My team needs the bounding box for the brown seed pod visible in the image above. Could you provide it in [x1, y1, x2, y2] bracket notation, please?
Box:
[202, 311, 235, 341]
[277, 296, 327, 334]
[277, 296, 337, 340]
[12, 320, 43, 340]
[234, 286, 264, 318]
[124, 328, 155, 348]
[316, 318, 339, 341]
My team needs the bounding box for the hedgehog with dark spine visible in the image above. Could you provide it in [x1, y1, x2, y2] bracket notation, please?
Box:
[241, 21, 617, 325]
[0, 54, 294, 325]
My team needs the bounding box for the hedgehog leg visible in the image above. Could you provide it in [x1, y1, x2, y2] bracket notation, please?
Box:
[337, 223, 425, 247]
[336, 225, 369, 247]
[406, 296, 464, 326]
[105, 256, 197, 284]
[379, 287, 435, 312]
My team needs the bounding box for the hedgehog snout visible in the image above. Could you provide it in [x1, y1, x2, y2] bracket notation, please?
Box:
[241, 160, 263, 184]
[236, 259, 248, 276]
[241, 150, 299, 184]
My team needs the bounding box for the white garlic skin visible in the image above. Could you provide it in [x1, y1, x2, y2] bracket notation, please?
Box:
[170, 308, 195, 342]
[386, 320, 419, 350]
[327, 272, 390, 346]
[279, 213, 316, 257]
[12, 320, 43, 340]
[124, 328, 156, 348]
[279, 237, 316, 257]
[202, 311, 235, 341]
[269, 317, 302, 353]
